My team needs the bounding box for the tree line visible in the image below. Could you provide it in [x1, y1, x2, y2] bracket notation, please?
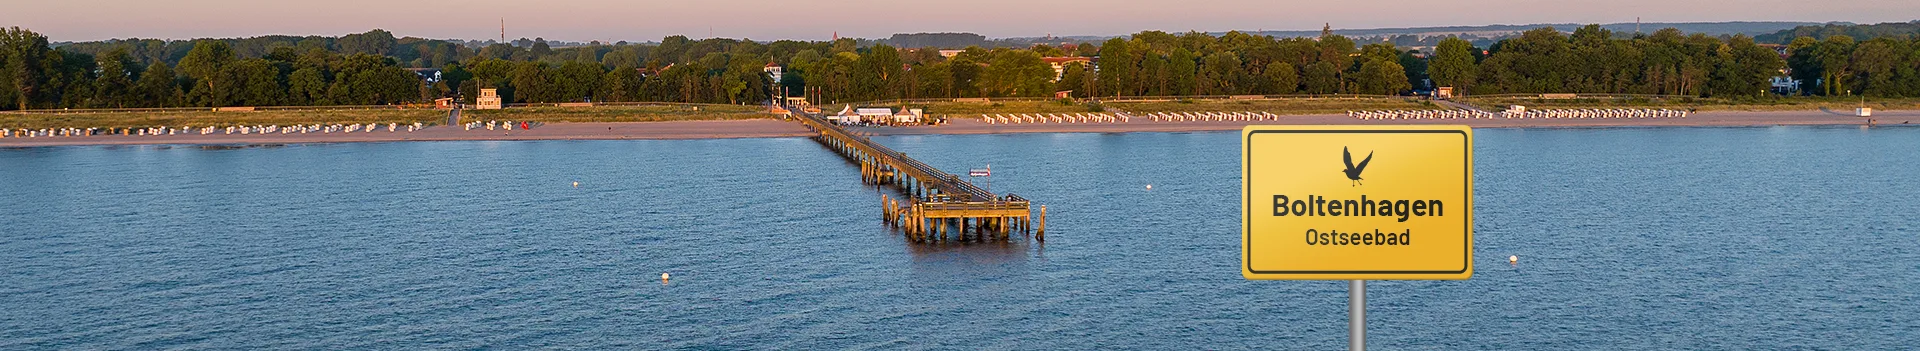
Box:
[1429, 25, 1785, 97]
[6, 25, 1919, 111]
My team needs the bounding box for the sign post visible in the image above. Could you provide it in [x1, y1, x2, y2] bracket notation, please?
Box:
[1241, 126, 1474, 350]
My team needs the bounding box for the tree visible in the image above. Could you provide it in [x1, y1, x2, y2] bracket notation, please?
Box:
[1815, 35, 1855, 95]
[1303, 61, 1341, 94]
[133, 61, 180, 107]
[1431, 37, 1476, 91]
[1848, 38, 1901, 97]
[1167, 48, 1198, 95]
[336, 29, 397, 56]
[1097, 38, 1133, 97]
[287, 67, 329, 105]
[1, 26, 52, 110]
[178, 40, 236, 106]
[93, 48, 138, 107]
[1262, 62, 1298, 94]
[230, 58, 285, 106]
[981, 50, 1053, 97]
[599, 66, 642, 102]
[509, 62, 553, 103]
[552, 61, 604, 102]
[1198, 51, 1239, 95]
[860, 44, 904, 99]
[1354, 59, 1411, 95]
[1056, 62, 1087, 97]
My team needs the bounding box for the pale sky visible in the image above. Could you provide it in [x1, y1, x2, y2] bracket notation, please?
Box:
[6, 0, 1917, 42]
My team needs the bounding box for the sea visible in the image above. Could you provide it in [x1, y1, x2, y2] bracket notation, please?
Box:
[2, 126, 1916, 349]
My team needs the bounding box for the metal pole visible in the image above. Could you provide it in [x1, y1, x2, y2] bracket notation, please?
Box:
[1350, 280, 1365, 351]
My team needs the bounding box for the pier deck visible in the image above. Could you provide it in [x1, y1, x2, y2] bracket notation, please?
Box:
[795, 112, 1044, 242]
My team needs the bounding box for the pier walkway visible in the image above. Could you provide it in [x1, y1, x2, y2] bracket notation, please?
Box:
[794, 111, 1045, 243]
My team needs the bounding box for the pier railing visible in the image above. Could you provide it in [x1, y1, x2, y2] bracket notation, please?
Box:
[793, 109, 1044, 242]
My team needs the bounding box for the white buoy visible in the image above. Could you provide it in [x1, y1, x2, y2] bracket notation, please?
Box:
[661, 272, 670, 285]
[1145, 184, 1152, 190]
[1509, 255, 1518, 266]
[572, 181, 579, 188]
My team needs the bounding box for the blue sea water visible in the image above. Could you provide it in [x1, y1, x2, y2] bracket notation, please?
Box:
[1, 126, 1916, 349]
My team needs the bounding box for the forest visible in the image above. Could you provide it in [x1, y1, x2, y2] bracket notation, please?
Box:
[4, 23, 1919, 111]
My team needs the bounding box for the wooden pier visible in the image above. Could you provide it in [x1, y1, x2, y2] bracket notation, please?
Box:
[795, 112, 1044, 243]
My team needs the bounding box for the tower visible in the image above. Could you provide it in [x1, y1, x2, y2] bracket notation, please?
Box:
[500, 18, 505, 43]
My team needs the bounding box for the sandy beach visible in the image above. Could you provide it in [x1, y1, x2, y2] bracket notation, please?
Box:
[0, 119, 814, 147]
[2, 110, 1913, 147]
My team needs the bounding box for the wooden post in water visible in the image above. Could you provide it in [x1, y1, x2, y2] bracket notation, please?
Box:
[1037, 205, 1047, 242]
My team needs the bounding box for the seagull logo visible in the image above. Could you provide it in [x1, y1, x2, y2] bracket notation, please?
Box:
[1342, 146, 1373, 186]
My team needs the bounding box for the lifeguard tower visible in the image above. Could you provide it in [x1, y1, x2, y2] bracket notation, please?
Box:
[476, 88, 504, 110]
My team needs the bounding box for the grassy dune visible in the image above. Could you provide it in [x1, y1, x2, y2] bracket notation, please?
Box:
[865, 97, 1436, 118]
[1457, 96, 1920, 112]
[0, 109, 448, 130]
[458, 105, 767, 124]
[1106, 98, 1433, 114]
[0, 104, 770, 130]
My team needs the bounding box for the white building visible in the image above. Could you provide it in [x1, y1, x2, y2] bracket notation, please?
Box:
[855, 108, 893, 124]
[475, 88, 504, 110]
[893, 109, 923, 124]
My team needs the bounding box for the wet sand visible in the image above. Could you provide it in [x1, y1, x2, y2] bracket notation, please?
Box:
[2, 110, 1913, 147]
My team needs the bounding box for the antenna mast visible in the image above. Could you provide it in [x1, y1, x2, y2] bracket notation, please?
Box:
[500, 18, 506, 43]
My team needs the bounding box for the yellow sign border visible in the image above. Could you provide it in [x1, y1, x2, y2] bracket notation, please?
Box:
[1240, 125, 1474, 280]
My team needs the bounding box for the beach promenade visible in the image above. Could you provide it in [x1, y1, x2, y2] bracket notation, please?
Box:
[1, 110, 1912, 147]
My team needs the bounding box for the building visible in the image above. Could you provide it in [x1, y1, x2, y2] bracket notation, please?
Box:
[405, 68, 442, 83]
[764, 62, 784, 83]
[892, 108, 923, 125]
[475, 88, 504, 110]
[938, 50, 964, 58]
[1770, 75, 1801, 95]
[1041, 57, 1093, 82]
[856, 108, 894, 124]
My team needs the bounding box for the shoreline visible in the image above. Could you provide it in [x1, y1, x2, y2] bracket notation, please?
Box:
[2, 110, 1913, 148]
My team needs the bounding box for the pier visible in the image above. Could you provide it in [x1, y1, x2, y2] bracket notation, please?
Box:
[794, 112, 1044, 243]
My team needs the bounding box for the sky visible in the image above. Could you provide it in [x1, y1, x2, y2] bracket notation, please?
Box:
[5, 0, 1917, 42]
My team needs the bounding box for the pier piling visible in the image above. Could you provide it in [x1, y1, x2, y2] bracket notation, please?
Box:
[796, 111, 1040, 243]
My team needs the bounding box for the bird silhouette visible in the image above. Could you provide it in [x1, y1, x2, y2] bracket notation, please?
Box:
[1342, 146, 1373, 186]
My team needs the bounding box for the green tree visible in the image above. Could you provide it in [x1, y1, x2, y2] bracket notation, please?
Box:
[1431, 37, 1477, 91]
[599, 66, 642, 102]
[92, 48, 138, 107]
[1198, 51, 1239, 95]
[1, 26, 52, 110]
[133, 61, 180, 107]
[1056, 62, 1087, 97]
[336, 29, 397, 56]
[230, 58, 285, 106]
[509, 62, 554, 103]
[287, 67, 330, 105]
[178, 40, 237, 106]
[1097, 38, 1133, 97]
[981, 50, 1053, 97]
[1815, 35, 1855, 95]
[1167, 48, 1198, 95]
[1847, 38, 1901, 97]
[1262, 62, 1298, 94]
[552, 61, 604, 102]
[1354, 59, 1411, 95]
[1303, 61, 1341, 94]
